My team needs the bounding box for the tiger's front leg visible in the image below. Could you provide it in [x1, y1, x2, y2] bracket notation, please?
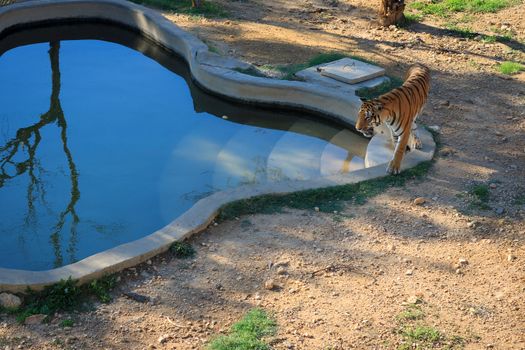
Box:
[387, 131, 410, 175]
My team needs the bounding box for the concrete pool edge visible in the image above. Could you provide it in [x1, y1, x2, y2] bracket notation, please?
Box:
[0, 0, 436, 292]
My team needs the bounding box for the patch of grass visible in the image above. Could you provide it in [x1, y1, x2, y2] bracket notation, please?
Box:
[467, 184, 490, 210]
[234, 67, 268, 78]
[59, 319, 74, 327]
[170, 241, 196, 258]
[409, 0, 517, 17]
[470, 184, 489, 202]
[356, 76, 404, 100]
[497, 61, 525, 75]
[397, 305, 425, 321]
[404, 325, 442, 342]
[207, 308, 276, 350]
[16, 278, 82, 323]
[14, 275, 118, 323]
[205, 41, 222, 55]
[445, 24, 477, 39]
[218, 161, 433, 221]
[130, 0, 227, 18]
[489, 26, 516, 42]
[481, 35, 497, 43]
[402, 12, 424, 25]
[87, 275, 117, 303]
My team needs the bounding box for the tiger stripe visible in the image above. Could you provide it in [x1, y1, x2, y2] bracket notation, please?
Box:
[355, 63, 430, 175]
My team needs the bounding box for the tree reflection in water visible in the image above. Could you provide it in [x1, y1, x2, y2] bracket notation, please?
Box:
[0, 42, 79, 267]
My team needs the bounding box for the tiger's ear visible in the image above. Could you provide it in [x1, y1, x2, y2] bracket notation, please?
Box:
[359, 97, 367, 102]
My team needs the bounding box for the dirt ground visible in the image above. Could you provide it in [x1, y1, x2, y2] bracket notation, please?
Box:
[1, 0, 525, 349]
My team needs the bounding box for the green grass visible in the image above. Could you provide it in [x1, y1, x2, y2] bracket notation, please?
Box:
[13, 275, 117, 323]
[356, 76, 404, 100]
[130, 0, 227, 17]
[87, 275, 118, 303]
[218, 161, 433, 221]
[470, 184, 489, 202]
[409, 0, 517, 17]
[207, 308, 276, 350]
[498, 61, 525, 75]
[445, 24, 477, 38]
[234, 67, 268, 78]
[170, 241, 196, 258]
[397, 305, 425, 321]
[402, 12, 424, 25]
[398, 326, 445, 349]
[481, 35, 497, 43]
[467, 184, 490, 210]
[59, 319, 74, 327]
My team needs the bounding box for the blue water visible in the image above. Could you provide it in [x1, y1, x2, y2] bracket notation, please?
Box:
[0, 29, 367, 270]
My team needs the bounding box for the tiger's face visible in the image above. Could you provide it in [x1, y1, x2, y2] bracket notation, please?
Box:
[356, 100, 383, 138]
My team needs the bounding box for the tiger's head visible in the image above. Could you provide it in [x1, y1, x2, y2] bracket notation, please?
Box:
[356, 99, 383, 138]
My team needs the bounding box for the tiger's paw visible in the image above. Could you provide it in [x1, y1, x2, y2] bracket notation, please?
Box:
[413, 137, 423, 150]
[409, 136, 423, 151]
[386, 161, 401, 175]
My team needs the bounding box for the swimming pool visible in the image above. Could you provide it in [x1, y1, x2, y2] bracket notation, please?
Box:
[0, 23, 368, 270]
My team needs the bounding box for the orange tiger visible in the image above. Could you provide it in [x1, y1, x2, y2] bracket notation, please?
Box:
[356, 63, 430, 175]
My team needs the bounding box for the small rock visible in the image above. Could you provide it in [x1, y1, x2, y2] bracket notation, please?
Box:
[489, 183, 497, 189]
[274, 260, 290, 267]
[406, 295, 422, 304]
[405, 269, 413, 276]
[507, 254, 516, 262]
[427, 125, 441, 133]
[314, 207, 320, 212]
[467, 221, 477, 228]
[0, 293, 22, 310]
[413, 197, 427, 206]
[24, 314, 47, 325]
[276, 266, 288, 275]
[264, 279, 276, 290]
[439, 147, 454, 157]
[123, 292, 150, 303]
[158, 334, 172, 344]
[494, 207, 504, 215]
[458, 258, 468, 265]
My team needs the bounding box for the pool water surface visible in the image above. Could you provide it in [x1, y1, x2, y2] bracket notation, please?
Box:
[0, 24, 368, 270]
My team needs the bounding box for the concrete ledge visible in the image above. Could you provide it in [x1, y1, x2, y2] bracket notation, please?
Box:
[0, 0, 436, 292]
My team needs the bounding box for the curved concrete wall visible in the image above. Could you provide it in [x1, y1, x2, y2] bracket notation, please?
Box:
[0, 0, 435, 292]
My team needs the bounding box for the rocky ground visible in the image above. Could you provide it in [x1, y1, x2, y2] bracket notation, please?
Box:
[1, 0, 525, 349]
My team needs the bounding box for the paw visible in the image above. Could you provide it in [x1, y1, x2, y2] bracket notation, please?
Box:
[409, 136, 423, 151]
[386, 161, 400, 175]
[413, 137, 423, 150]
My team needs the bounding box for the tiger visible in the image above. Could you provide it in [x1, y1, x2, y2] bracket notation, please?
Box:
[356, 63, 430, 175]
